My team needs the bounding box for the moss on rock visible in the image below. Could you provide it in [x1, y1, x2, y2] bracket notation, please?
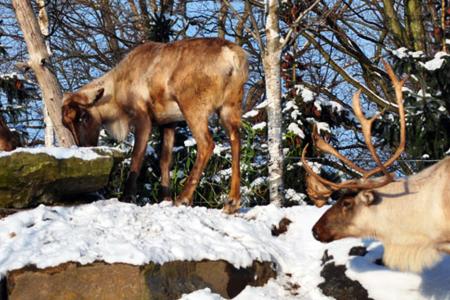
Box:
[0, 148, 123, 208]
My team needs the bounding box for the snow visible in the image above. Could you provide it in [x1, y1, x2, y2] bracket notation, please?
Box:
[392, 47, 408, 59]
[391, 47, 423, 60]
[0, 146, 104, 160]
[295, 85, 315, 102]
[420, 52, 449, 71]
[0, 72, 18, 80]
[1, 201, 449, 300]
[184, 137, 197, 147]
[180, 288, 223, 300]
[329, 101, 343, 113]
[289, 86, 343, 114]
[212, 168, 232, 182]
[146, 145, 157, 157]
[301, 160, 322, 173]
[252, 122, 267, 130]
[256, 100, 269, 109]
[315, 121, 331, 134]
[410, 51, 424, 58]
[242, 109, 259, 119]
[250, 177, 267, 188]
[287, 122, 305, 138]
[283, 100, 298, 112]
[284, 188, 307, 204]
[213, 143, 230, 155]
[313, 100, 322, 112]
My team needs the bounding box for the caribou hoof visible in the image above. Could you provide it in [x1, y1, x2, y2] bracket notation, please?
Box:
[162, 196, 173, 202]
[223, 199, 240, 214]
[174, 197, 191, 207]
[119, 194, 137, 204]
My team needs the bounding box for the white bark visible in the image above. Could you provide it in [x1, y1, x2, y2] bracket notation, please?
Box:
[12, 0, 74, 146]
[263, 0, 284, 206]
[37, 0, 55, 147]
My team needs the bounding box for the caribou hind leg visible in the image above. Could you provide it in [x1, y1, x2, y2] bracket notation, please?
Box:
[174, 109, 214, 206]
[159, 124, 176, 202]
[219, 95, 242, 214]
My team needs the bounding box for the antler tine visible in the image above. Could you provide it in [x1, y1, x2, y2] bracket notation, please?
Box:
[302, 141, 391, 204]
[301, 144, 342, 190]
[364, 61, 406, 178]
[312, 125, 367, 174]
[352, 90, 392, 180]
[302, 62, 406, 196]
[301, 144, 370, 195]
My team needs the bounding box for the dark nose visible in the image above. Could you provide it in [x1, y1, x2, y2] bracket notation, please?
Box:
[312, 226, 320, 240]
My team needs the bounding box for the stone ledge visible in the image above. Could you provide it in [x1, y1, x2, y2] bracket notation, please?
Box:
[0, 147, 124, 208]
[5, 260, 276, 300]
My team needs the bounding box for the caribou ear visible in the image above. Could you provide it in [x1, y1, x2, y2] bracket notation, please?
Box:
[62, 102, 77, 122]
[356, 190, 376, 206]
[92, 88, 104, 105]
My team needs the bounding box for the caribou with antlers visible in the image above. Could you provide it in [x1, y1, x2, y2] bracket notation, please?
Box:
[303, 62, 450, 272]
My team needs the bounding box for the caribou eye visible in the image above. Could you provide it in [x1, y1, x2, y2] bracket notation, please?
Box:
[342, 199, 353, 209]
[78, 111, 89, 124]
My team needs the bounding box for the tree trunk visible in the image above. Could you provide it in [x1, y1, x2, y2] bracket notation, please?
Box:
[405, 0, 426, 51]
[100, 0, 122, 63]
[382, 0, 409, 48]
[12, 0, 75, 147]
[218, 0, 228, 39]
[37, 0, 55, 147]
[263, 0, 284, 206]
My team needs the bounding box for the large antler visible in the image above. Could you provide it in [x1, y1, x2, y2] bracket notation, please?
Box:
[302, 61, 406, 206]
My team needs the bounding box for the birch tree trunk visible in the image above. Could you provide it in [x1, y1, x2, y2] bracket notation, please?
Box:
[12, 0, 75, 147]
[37, 0, 55, 147]
[263, 0, 284, 206]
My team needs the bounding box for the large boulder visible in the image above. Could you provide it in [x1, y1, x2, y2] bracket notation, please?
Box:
[5, 260, 276, 300]
[0, 147, 124, 208]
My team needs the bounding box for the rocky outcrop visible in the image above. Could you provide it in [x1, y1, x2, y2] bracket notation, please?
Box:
[318, 247, 373, 300]
[5, 260, 276, 300]
[0, 147, 124, 208]
[318, 262, 372, 300]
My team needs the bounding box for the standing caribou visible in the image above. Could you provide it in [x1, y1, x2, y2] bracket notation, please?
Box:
[62, 38, 248, 213]
[303, 62, 450, 272]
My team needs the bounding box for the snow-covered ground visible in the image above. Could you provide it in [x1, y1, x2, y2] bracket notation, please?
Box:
[1, 200, 449, 299]
[0, 146, 109, 160]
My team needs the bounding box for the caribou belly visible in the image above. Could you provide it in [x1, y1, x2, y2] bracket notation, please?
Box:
[152, 100, 184, 124]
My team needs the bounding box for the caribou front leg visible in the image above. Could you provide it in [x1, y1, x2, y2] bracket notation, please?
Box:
[121, 112, 152, 203]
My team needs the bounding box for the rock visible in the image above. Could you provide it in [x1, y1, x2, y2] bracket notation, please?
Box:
[7, 262, 145, 300]
[5, 260, 276, 300]
[349, 246, 368, 257]
[318, 261, 372, 300]
[0, 208, 22, 219]
[1, 276, 6, 300]
[144, 260, 276, 299]
[321, 249, 334, 265]
[0, 147, 125, 208]
[271, 217, 292, 236]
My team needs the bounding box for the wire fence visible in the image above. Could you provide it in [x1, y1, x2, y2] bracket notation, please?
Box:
[285, 157, 442, 162]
